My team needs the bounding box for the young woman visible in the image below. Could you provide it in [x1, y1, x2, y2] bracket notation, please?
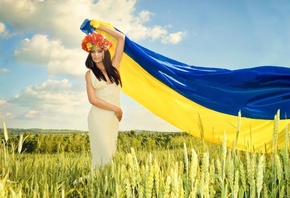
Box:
[81, 20, 125, 170]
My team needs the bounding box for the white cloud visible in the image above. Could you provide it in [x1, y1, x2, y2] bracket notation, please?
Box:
[1, 79, 89, 129]
[24, 110, 39, 119]
[0, 68, 10, 73]
[5, 112, 14, 119]
[0, 22, 5, 33]
[0, 22, 13, 39]
[0, 100, 7, 105]
[149, 26, 168, 41]
[9, 79, 83, 106]
[162, 31, 187, 44]
[14, 34, 87, 77]
[138, 10, 151, 23]
[0, 0, 186, 45]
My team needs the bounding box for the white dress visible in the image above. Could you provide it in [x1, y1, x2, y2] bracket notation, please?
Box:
[87, 69, 121, 169]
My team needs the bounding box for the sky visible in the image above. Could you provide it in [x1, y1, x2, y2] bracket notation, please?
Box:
[0, 0, 290, 131]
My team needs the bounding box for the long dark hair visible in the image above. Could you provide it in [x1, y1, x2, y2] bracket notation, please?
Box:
[85, 50, 122, 86]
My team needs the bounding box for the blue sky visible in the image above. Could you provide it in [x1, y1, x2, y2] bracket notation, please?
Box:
[0, 0, 290, 131]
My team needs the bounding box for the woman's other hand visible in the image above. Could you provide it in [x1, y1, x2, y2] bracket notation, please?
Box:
[114, 107, 123, 121]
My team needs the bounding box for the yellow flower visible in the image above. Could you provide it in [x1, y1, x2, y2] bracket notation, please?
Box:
[86, 43, 93, 51]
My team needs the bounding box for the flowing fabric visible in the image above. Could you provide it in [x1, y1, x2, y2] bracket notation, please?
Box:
[81, 20, 290, 152]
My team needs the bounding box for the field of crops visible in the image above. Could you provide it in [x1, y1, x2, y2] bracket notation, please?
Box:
[0, 121, 289, 198]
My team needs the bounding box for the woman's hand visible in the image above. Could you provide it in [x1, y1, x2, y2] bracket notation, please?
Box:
[90, 19, 112, 30]
[90, 19, 101, 29]
[114, 107, 123, 121]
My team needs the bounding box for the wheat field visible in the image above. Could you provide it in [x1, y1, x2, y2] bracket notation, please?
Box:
[0, 120, 289, 198]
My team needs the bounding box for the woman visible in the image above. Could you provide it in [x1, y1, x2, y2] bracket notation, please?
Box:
[81, 20, 125, 170]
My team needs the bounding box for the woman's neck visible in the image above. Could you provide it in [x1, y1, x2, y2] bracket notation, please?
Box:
[96, 63, 105, 72]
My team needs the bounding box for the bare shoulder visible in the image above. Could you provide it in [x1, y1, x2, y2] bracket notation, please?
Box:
[85, 70, 91, 76]
[85, 70, 91, 81]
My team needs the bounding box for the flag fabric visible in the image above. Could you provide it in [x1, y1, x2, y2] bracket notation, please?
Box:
[81, 20, 290, 152]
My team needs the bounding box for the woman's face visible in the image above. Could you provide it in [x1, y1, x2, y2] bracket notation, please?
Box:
[90, 47, 104, 63]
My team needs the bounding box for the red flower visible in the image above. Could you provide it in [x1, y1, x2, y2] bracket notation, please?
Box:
[81, 33, 113, 52]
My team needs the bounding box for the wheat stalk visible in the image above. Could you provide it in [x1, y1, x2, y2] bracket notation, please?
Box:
[125, 178, 131, 198]
[190, 148, 198, 186]
[221, 132, 227, 197]
[184, 143, 189, 181]
[0, 173, 10, 198]
[209, 159, 216, 197]
[240, 162, 247, 193]
[272, 110, 280, 153]
[256, 155, 264, 198]
[200, 152, 209, 197]
[248, 153, 256, 198]
[216, 158, 222, 182]
[164, 175, 171, 198]
[154, 161, 160, 197]
[234, 110, 241, 151]
[171, 162, 180, 197]
[274, 154, 282, 183]
[18, 133, 24, 154]
[145, 153, 154, 198]
[228, 152, 234, 191]
[189, 178, 198, 197]
[263, 183, 268, 198]
[233, 170, 239, 198]
[2, 121, 8, 143]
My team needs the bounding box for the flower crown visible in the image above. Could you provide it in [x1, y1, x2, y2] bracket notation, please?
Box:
[81, 32, 113, 52]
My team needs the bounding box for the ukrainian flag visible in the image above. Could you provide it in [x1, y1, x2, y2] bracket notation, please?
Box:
[81, 19, 290, 152]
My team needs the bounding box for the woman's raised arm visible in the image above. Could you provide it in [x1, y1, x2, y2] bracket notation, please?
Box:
[98, 25, 125, 70]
